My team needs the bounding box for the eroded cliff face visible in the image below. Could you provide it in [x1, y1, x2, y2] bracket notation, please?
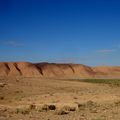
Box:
[0, 62, 120, 78]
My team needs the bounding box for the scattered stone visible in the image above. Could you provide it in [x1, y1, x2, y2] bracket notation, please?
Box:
[0, 83, 7, 87]
[48, 104, 56, 110]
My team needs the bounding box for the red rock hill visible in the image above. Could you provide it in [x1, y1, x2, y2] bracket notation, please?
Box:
[0, 62, 120, 78]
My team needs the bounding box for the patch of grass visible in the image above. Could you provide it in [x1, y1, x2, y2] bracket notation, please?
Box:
[81, 79, 120, 87]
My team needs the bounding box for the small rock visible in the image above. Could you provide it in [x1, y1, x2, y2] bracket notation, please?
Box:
[0, 83, 6, 87]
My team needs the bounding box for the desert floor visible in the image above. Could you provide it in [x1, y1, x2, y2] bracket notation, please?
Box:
[0, 77, 120, 120]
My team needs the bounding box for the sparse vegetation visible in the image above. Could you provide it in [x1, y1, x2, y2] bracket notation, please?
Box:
[1, 77, 120, 119]
[81, 79, 120, 86]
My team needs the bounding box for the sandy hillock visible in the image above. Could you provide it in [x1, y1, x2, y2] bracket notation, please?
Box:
[0, 62, 41, 77]
[0, 62, 120, 78]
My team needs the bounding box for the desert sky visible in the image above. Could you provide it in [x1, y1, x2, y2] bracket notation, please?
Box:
[0, 0, 120, 66]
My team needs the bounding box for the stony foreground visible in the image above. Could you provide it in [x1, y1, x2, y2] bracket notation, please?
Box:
[0, 77, 120, 120]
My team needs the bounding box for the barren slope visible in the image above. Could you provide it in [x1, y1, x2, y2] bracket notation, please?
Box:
[0, 62, 120, 78]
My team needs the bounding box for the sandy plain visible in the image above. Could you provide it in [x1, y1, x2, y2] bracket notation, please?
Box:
[0, 77, 120, 120]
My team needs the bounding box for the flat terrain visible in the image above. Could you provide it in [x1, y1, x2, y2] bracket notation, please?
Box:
[0, 77, 120, 120]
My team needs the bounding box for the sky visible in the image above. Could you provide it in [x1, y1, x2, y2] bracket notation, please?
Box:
[0, 0, 120, 66]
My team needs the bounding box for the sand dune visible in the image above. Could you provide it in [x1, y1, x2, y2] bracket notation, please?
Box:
[0, 62, 120, 78]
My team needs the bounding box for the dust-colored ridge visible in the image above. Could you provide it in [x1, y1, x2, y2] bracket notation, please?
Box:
[0, 62, 120, 78]
[14, 62, 22, 75]
[0, 62, 10, 76]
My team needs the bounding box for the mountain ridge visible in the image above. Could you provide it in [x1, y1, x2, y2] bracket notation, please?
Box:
[0, 62, 120, 78]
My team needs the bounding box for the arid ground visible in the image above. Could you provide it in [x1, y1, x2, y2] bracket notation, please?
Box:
[0, 77, 120, 120]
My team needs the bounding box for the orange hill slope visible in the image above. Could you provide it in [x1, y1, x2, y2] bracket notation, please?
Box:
[0, 62, 120, 78]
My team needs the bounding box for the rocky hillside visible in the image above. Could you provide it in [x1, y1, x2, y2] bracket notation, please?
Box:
[0, 62, 120, 78]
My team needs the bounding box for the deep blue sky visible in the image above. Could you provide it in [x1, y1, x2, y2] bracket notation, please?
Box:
[0, 0, 120, 66]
